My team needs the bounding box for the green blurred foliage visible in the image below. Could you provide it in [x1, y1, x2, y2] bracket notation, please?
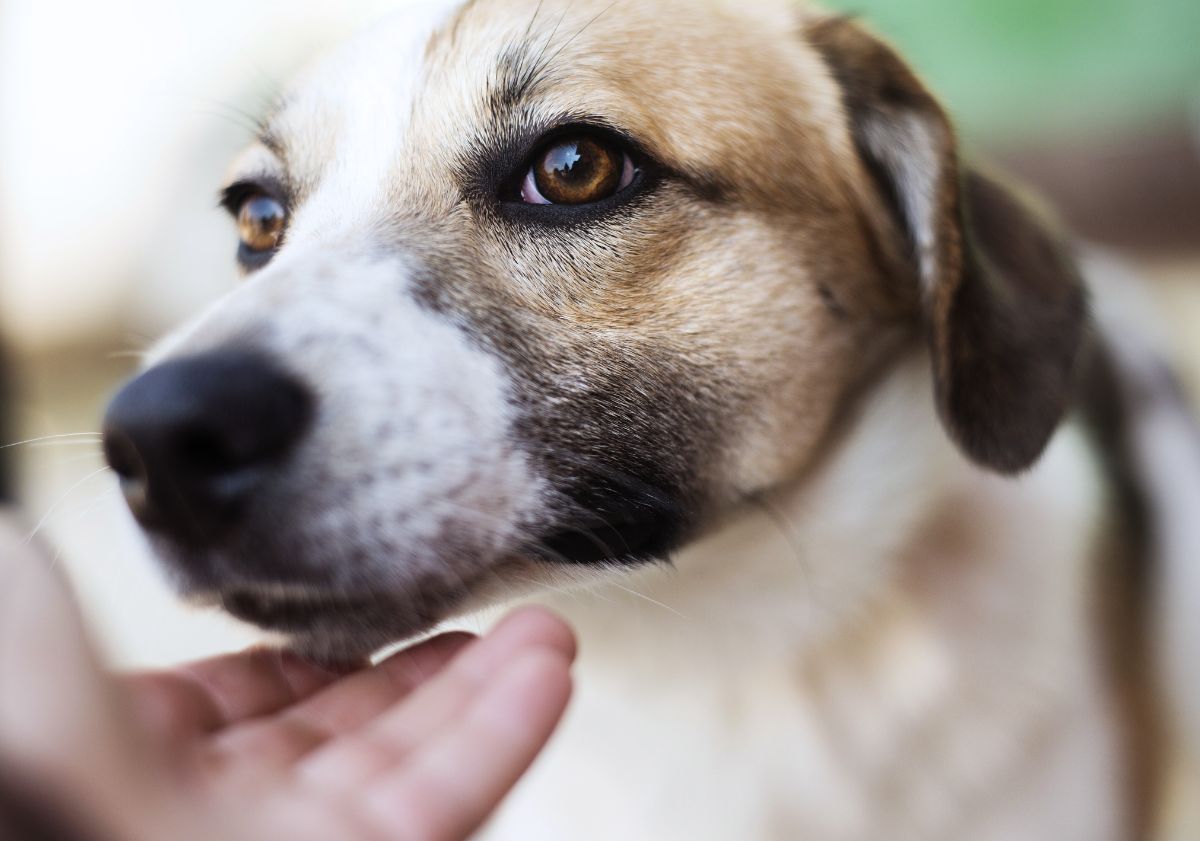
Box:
[823, 0, 1200, 141]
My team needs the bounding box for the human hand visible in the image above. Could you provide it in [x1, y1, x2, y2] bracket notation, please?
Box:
[0, 515, 575, 841]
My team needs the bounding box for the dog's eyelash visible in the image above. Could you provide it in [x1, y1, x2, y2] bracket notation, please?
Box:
[218, 178, 288, 216]
[218, 178, 291, 273]
[458, 117, 662, 212]
[486, 122, 664, 226]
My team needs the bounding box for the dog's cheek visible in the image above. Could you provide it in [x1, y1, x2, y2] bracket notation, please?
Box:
[443, 300, 736, 564]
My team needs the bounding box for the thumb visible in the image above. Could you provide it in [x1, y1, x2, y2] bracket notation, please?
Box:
[0, 512, 168, 832]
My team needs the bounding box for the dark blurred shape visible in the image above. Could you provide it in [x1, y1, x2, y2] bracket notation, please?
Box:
[998, 114, 1200, 257]
[0, 344, 12, 505]
[0, 766, 104, 841]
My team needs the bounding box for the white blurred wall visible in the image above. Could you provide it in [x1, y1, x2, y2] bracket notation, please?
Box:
[0, 0, 406, 352]
[0, 0, 419, 667]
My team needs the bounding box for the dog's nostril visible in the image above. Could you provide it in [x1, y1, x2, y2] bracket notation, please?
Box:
[102, 429, 156, 523]
[101, 428, 144, 482]
[102, 350, 313, 544]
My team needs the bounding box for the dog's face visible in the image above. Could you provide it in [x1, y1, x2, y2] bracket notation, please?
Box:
[103, 0, 1086, 658]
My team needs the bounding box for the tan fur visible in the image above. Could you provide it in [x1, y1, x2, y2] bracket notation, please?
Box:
[129, 0, 1180, 837]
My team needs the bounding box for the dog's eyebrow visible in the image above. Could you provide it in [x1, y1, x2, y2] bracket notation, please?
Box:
[486, 41, 555, 116]
[484, 0, 622, 115]
[256, 123, 288, 162]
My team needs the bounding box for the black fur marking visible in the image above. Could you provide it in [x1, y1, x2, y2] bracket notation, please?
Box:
[941, 171, 1088, 473]
[411, 265, 722, 567]
[484, 1, 620, 119]
[490, 42, 554, 115]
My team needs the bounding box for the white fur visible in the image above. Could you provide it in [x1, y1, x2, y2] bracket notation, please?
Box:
[862, 113, 942, 294]
[482, 356, 1124, 841]
[274, 0, 460, 240]
[152, 250, 545, 652]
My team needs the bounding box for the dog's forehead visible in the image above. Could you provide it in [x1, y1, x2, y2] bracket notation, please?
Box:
[254, 0, 845, 226]
[254, 0, 460, 236]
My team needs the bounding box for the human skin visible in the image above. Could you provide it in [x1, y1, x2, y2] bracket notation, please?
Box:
[0, 514, 576, 841]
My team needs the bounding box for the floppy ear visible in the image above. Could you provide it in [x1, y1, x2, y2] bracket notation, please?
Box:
[809, 17, 1089, 474]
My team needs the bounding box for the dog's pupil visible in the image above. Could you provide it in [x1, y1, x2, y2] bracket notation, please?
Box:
[238, 196, 286, 252]
[535, 137, 621, 204]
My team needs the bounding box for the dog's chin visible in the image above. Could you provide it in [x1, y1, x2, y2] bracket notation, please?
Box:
[215, 589, 451, 663]
[284, 621, 428, 666]
[151, 537, 512, 661]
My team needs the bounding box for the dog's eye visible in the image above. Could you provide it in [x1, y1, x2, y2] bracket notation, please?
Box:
[521, 135, 636, 205]
[237, 195, 286, 253]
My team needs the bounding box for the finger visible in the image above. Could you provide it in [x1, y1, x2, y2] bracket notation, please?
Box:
[280, 632, 478, 735]
[295, 608, 575, 792]
[124, 649, 347, 741]
[0, 515, 167, 817]
[361, 649, 573, 841]
[0, 517, 119, 766]
[204, 632, 476, 771]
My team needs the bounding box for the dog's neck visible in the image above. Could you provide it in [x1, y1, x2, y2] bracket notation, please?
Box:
[493, 355, 1126, 841]
[533, 353, 1106, 680]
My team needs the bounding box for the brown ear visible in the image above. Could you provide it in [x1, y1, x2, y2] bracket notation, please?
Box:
[809, 17, 1088, 474]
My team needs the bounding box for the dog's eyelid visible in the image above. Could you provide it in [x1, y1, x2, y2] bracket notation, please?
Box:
[218, 177, 289, 216]
[529, 120, 659, 172]
[487, 118, 668, 216]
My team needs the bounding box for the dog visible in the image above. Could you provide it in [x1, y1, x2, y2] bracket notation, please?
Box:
[101, 1, 1200, 838]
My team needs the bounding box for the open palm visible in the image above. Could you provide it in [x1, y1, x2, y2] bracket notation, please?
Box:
[0, 520, 575, 841]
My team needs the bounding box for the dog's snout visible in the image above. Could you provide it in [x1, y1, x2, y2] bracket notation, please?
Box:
[103, 351, 313, 544]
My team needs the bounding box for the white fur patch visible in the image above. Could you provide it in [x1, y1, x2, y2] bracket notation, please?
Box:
[862, 111, 942, 295]
[276, 0, 461, 241]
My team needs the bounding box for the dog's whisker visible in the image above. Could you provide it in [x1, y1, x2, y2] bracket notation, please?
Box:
[41, 487, 120, 572]
[748, 490, 813, 588]
[121, 329, 157, 346]
[51, 451, 108, 471]
[29, 440, 104, 450]
[520, 0, 549, 45]
[183, 94, 270, 137]
[24, 466, 113, 545]
[539, 0, 622, 73]
[504, 570, 620, 607]
[0, 433, 103, 451]
[606, 579, 689, 619]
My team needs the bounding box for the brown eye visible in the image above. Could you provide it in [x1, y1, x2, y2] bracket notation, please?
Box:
[521, 135, 636, 206]
[237, 195, 286, 252]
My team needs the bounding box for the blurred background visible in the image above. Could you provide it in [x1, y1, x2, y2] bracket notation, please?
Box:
[0, 0, 1197, 833]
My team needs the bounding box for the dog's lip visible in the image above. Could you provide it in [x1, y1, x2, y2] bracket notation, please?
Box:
[219, 589, 373, 630]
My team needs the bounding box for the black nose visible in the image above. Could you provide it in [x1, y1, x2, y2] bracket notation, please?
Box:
[103, 351, 312, 544]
